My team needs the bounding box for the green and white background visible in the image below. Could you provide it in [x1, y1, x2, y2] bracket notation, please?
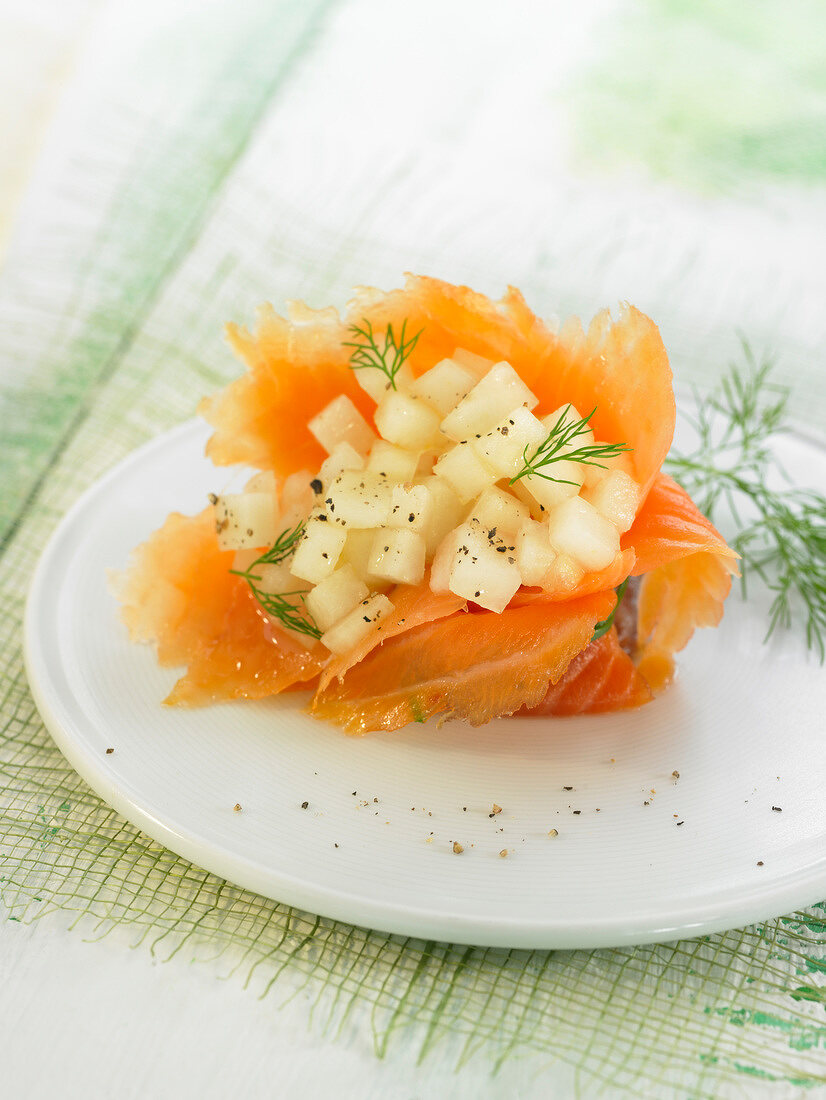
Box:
[2, 1, 825, 1095]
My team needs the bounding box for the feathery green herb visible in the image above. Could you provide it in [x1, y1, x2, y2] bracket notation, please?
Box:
[592, 578, 630, 642]
[665, 346, 826, 661]
[344, 317, 422, 390]
[510, 405, 632, 486]
[229, 522, 321, 640]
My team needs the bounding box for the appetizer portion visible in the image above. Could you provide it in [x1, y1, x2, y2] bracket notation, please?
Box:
[115, 276, 738, 732]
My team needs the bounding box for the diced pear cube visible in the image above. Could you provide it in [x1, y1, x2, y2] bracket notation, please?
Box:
[339, 529, 387, 589]
[466, 486, 529, 536]
[290, 510, 347, 583]
[582, 449, 635, 489]
[452, 347, 495, 378]
[319, 442, 364, 489]
[418, 477, 465, 554]
[410, 359, 476, 417]
[541, 404, 595, 451]
[374, 390, 442, 450]
[366, 440, 419, 482]
[471, 406, 546, 480]
[387, 483, 431, 532]
[429, 526, 464, 593]
[321, 593, 395, 655]
[252, 561, 297, 594]
[308, 395, 375, 457]
[544, 552, 585, 592]
[445, 522, 521, 613]
[440, 362, 538, 441]
[368, 528, 426, 585]
[433, 443, 495, 503]
[244, 470, 277, 496]
[547, 496, 620, 572]
[516, 519, 557, 587]
[233, 547, 296, 595]
[353, 361, 414, 403]
[304, 564, 369, 632]
[582, 470, 641, 534]
[510, 477, 551, 520]
[518, 463, 584, 512]
[279, 470, 316, 530]
[214, 492, 279, 551]
[325, 471, 392, 528]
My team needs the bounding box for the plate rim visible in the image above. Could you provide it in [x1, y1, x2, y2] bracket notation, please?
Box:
[23, 419, 826, 949]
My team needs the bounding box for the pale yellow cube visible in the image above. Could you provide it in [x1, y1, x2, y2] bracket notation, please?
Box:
[308, 394, 375, 456]
[440, 362, 538, 441]
[374, 390, 442, 450]
[547, 496, 620, 572]
[304, 564, 369, 632]
[321, 593, 395, 655]
[368, 528, 426, 585]
[433, 443, 496, 503]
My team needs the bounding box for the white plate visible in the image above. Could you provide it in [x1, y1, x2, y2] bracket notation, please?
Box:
[25, 420, 826, 949]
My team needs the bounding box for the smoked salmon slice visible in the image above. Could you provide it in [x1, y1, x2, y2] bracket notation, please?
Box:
[521, 627, 652, 716]
[312, 591, 615, 733]
[115, 277, 736, 731]
[114, 508, 325, 705]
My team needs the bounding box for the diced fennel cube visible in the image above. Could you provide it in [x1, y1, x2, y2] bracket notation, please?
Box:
[410, 359, 476, 417]
[214, 492, 279, 551]
[366, 440, 419, 482]
[387, 483, 431, 532]
[440, 362, 538, 441]
[367, 528, 426, 585]
[304, 564, 369, 632]
[325, 471, 392, 528]
[319, 442, 364, 489]
[516, 519, 556, 587]
[418, 476, 465, 554]
[465, 486, 530, 536]
[547, 496, 620, 572]
[433, 442, 495, 502]
[290, 510, 347, 583]
[444, 522, 521, 613]
[321, 593, 394, 655]
[374, 390, 442, 450]
[581, 470, 640, 534]
[471, 406, 546, 480]
[308, 395, 375, 456]
[452, 347, 495, 378]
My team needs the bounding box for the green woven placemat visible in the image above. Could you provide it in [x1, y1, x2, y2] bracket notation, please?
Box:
[3, 3, 826, 1095]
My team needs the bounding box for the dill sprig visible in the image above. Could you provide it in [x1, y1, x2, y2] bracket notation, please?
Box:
[665, 345, 826, 661]
[510, 405, 632, 486]
[344, 317, 422, 390]
[229, 522, 322, 640]
[592, 578, 630, 642]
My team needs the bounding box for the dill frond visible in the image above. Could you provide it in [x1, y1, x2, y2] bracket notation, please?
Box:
[229, 522, 321, 640]
[666, 343, 826, 661]
[510, 405, 632, 486]
[344, 318, 422, 390]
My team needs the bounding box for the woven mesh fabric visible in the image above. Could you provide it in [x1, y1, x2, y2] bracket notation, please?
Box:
[2, 2, 826, 1095]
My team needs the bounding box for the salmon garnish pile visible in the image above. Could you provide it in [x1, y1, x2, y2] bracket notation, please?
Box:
[115, 276, 737, 732]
